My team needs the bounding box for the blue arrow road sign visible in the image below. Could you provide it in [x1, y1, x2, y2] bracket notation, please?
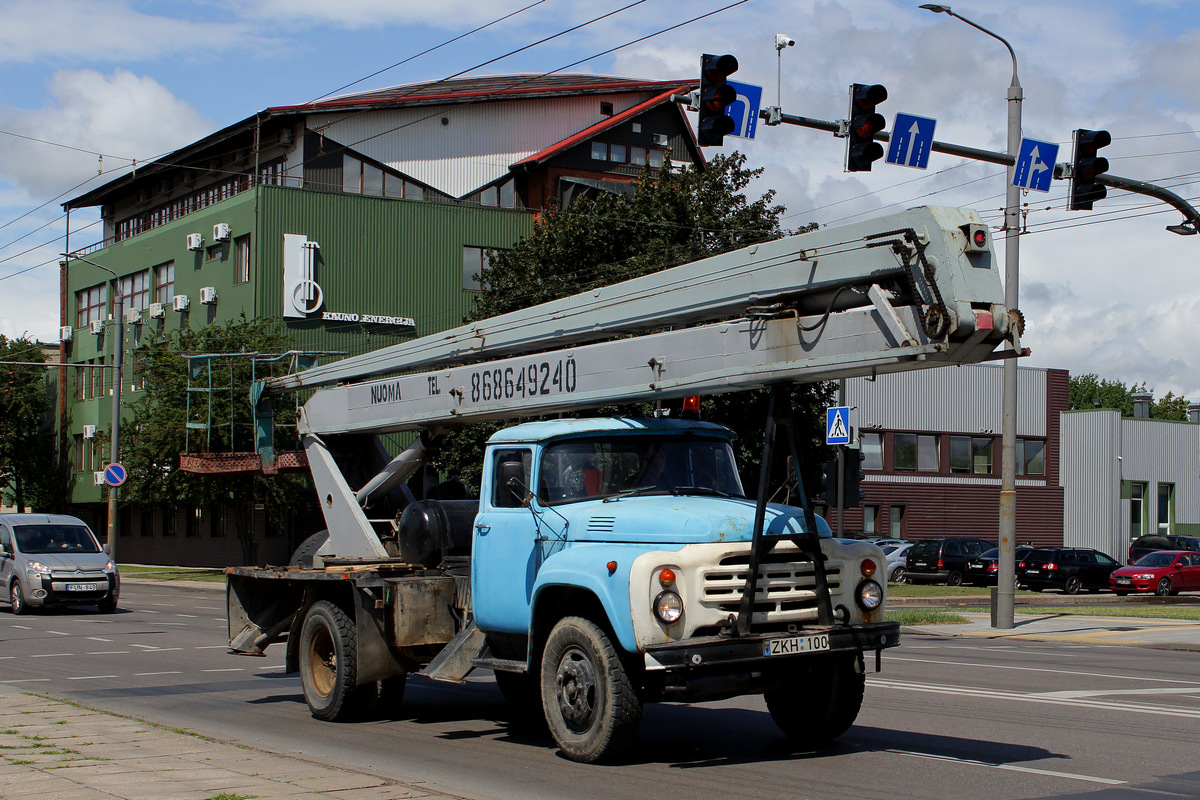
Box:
[1013, 137, 1059, 192]
[103, 463, 127, 487]
[886, 112, 936, 170]
[725, 80, 762, 140]
[826, 407, 851, 446]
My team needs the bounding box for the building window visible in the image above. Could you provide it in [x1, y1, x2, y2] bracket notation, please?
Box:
[600, 101, 614, 116]
[889, 505, 905, 538]
[1158, 483, 1174, 534]
[206, 243, 225, 261]
[950, 436, 993, 474]
[1130, 482, 1146, 540]
[141, 508, 154, 537]
[632, 122, 642, 133]
[591, 141, 607, 160]
[860, 433, 883, 471]
[186, 508, 201, 538]
[162, 508, 177, 537]
[155, 261, 175, 305]
[235, 235, 251, 284]
[463, 246, 492, 292]
[630, 146, 648, 166]
[648, 149, 665, 168]
[894, 433, 938, 471]
[1017, 439, 1045, 476]
[343, 154, 424, 201]
[610, 143, 627, 163]
[76, 283, 108, 328]
[863, 504, 879, 534]
[119, 270, 151, 312]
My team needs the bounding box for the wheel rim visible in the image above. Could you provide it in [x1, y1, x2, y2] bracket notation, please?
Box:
[10, 583, 20, 611]
[554, 644, 599, 733]
[947, 572, 962, 586]
[1157, 579, 1171, 596]
[1065, 577, 1080, 594]
[306, 624, 337, 698]
[893, 568, 905, 584]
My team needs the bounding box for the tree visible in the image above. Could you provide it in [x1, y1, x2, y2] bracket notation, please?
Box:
[1069, 373, 1190, 420]
[122, 317, 307, 564]
[0, 335, 63, 513]
[440, 154, 833, 495]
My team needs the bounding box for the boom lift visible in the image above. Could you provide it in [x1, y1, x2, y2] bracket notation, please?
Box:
[227, 206, 1018, 762]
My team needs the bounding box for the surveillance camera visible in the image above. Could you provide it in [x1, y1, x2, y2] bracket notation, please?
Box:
[775, 33, 795, 50]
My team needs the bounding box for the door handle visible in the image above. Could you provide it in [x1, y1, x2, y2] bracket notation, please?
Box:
[475, 525, 491, 535]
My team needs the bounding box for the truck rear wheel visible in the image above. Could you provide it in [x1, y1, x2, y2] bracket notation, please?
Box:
[540, 616, 641, 763]
[299, 600, 369, 721]
[765, 653, 864, 748]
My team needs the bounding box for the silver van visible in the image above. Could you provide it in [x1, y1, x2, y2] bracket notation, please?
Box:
[0, 514, 119, 614]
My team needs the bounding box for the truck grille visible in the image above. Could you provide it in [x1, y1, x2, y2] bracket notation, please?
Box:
[700, 547, 841, 625]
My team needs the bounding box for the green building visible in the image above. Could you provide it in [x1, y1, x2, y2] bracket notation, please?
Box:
[58, 74, 702, 565]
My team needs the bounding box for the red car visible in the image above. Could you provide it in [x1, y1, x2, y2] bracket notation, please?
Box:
[1110, 550, 1200, 596]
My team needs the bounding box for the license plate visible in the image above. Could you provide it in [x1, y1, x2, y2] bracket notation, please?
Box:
[763, 634, 830, 657]
[1026, 569, 1040, 575]
[969, 562, 981, 569]
[1116, 577, 1131, 585]
[67, 583, 100, 592]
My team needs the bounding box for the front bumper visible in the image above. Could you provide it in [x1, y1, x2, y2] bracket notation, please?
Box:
[642, 621, 899, 672]
[30, 574, 119, 607]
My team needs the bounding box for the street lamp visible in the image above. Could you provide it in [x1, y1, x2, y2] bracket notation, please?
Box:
[921, 3, 1022, 629]
[65, 254, 124, 562]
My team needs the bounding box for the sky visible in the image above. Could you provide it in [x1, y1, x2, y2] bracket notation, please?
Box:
[1, 0, 1198, 401]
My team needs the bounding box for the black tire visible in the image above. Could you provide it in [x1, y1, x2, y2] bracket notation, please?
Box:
[291, 531, 330, 568]
[1064, 576, 1082, 595]
[946, 571, 964, 587]
[373, 674, 408, 716]
[9, 580, 27, 615]
[540, 616, 642, 763]
[97, 597, 118, 614]
[890, 567, 906, 585]
[299, 600, 370, 721]
[1114, 591, 1129, 597]
[1156, 578, 1173, 597]
[765, 653, 865, 748]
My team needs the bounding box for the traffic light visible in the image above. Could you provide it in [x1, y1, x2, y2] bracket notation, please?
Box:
[818, 459, 839, 504]
[846, 83, 887, 172]
[1069, 128, 1111, 211]
[841, 450, 865, 509]
[698, 54, 738, 147]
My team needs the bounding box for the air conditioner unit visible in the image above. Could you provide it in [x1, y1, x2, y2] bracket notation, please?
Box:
[82, 425, 96, 439]
[186, 233, 204, 251]
[148, 302, 165, 319]
[172, 294, 190, 312]
[59, 326, 73, 342]
[93, 471, 107, 486]
[200, 287, 218, 305]
[213, 223, 231, 242]
[125, 308, 142, 324]
[89, 319, 104, 335]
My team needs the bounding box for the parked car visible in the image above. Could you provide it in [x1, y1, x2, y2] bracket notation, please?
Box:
[964, 546, 1037, 587]
[0, 514, 119, 614]
[1111, 551, 1200, 596]
[1018, 548, 1121, 594]
[1128, 534, 1200, 564]
[883, 543, 913, 583]
[905, 537, 994, 586]
[870, 538, 909, 548]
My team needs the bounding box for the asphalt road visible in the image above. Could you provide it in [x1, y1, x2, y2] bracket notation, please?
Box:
[3, 581, 1199, 800]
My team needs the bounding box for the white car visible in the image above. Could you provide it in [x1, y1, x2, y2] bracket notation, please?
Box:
[883, 542, 913, 584]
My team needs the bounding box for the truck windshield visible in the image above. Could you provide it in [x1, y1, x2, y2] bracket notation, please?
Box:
[538, 436, 745, 504]
[13, 525, 101, 555]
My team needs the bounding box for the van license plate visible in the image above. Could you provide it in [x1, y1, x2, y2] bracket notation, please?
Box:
[67, 583, 99, 592]
[764, 634, 830, 657]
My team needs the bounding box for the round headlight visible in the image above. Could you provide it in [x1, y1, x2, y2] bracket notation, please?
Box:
[856, 579, 884, 611]
[654, 590, 683, 624]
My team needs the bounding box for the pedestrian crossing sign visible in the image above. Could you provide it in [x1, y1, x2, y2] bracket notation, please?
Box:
[826, 406, 850, 445]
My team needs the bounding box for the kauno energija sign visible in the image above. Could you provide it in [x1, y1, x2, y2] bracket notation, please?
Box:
[282, 233, 414, 328]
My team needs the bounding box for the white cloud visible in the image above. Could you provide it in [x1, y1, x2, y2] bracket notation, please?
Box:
[0, 69, 213, 197]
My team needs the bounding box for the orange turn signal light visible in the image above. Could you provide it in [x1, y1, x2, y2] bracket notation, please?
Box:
[860, 559, 877, 578]
[658, 568, 676, 586]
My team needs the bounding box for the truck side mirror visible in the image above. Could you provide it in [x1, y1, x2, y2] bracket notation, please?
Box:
[497, 461, 526, 508]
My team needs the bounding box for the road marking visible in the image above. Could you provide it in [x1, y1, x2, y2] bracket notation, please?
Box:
[134, 671, 184, 676]
[152, 603, 174, 606]
[889, 749, 1125, 785]
[202, 668, 244, 673]
[86, 651, 131, 655]
[0, 679, 50, 683]
[175, 614, 198, 618]
[68, 675, 118, 680]
[11, 624, 31, 629]
[47, 630, 70, 636]
[1037, 686, 1200, 699]
[30, 653, 72, 658]
[873, 678, 1200, 719]
[196, 645, 228, 649]
[87, 637, 113, 642]
[885, 655, 1200, 685]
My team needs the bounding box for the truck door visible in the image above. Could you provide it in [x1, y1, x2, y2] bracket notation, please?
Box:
[472, 447, 538, 634]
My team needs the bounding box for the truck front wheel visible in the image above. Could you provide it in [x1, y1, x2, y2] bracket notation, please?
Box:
[765, 653, 864, 748]
[540, 616, 642, 763]
[299, 600, 369, 721]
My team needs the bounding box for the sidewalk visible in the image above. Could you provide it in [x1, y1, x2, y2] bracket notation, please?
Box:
[902, 610, 1200, 652]
[0, 690, 455, 800]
